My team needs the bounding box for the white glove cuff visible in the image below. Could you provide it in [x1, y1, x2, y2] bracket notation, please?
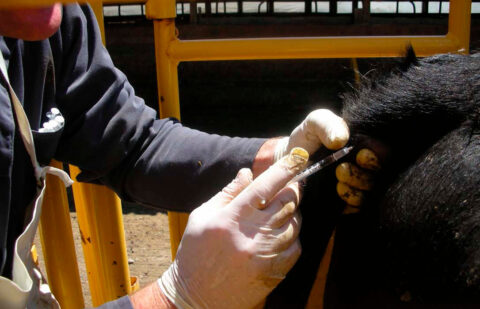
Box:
[157, 265, 195, 309]
[273, 137, 290, 162]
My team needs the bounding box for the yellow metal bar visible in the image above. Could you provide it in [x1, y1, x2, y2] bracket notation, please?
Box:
[447, 0, 471, 54]
[151, 15, 190, 258]
[153, 20, 181, 119]
[169, 35, 462, 62]
[166, 1, 470, 62]
[90, 0, 106, 45]
[167, 212, 190, 258]
[67, 5, 133, 305]
[146, 0, 177, 19]
[350, 58, 360, 85]
[68, 166, 101, 303]
[39, 160, 85, 309]
[130, 276, 140, 292]
[70, 166, 132, 306]
[305, 230, 336, 309]
[30, 245, 39, 266]
[103, 0, 146, 4]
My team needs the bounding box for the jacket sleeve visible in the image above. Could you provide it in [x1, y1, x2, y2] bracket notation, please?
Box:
[53, 4, 265, 212]
[96, 296, 133, 309]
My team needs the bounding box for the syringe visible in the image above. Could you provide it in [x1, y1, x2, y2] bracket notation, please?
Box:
[288, 146, 354, 185]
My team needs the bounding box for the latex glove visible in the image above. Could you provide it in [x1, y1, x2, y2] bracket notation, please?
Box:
[158, 148, 309, 309]
[274, 109, 350, 162]
[336, 148, 381, 213]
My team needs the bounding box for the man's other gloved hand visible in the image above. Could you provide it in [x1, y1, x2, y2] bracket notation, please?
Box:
[336, 148, 380, 211]
[274, 109, 350, 162]
[158, 148, 309, 309]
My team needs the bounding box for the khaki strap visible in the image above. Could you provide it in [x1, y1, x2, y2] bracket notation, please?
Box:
[0, 52, 42, 181]
[0, 52, 72, 187]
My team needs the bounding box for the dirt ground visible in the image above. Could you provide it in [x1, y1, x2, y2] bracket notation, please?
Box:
[35, 203, 173, 308]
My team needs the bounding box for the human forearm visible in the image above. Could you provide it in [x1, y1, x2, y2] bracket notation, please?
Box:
[129, 282, 176, 309]
[114, 124, 265, 211]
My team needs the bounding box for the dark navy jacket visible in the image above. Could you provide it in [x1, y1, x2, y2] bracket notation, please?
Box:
[0, 3, 264, 283]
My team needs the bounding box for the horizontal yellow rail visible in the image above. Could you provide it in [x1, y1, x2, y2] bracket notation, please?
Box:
[103, 0, 146, 4]
[169, 35, 465, 62]
[167, 0, 471, 61]
[144, 0, 469, 62]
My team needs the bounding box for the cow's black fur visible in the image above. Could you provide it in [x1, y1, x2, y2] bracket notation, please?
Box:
[266, 52, 480, 308]
[342, 52, 480, 304]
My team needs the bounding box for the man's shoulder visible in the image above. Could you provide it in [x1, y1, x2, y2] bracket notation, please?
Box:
[56, 3, 96, 39]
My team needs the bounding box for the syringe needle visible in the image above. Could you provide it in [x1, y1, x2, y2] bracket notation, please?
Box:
[287, 146, 353, 185]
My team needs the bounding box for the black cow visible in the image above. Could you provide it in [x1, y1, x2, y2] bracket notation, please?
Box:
[267, 51, 480, 308]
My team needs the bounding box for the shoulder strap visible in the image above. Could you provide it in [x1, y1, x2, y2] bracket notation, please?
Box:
[0, 52, 42, 181]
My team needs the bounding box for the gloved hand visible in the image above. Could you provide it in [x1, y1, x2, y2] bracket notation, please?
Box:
[336, 148, 382, 212]
[158, 148, 309, 309]
[274, 109, 350, 162]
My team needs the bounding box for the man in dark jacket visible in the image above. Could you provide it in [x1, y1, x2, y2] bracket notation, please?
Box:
[0, 3, 350, 308]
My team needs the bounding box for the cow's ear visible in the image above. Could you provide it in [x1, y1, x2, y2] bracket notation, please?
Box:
[399, 45, 418, 72]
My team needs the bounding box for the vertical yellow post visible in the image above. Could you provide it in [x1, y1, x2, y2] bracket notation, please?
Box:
[305, 230, 336, 309]
[152, 20, 181, 119]
[350, 58, 360, 85]
[71, 167, 132, 306]
[39, 160, 85, 309]
[69, 1, 133, 305]
[147, 0, 190, 259]
[90, 0, 106, 45]
[447, 0, 471, 54]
